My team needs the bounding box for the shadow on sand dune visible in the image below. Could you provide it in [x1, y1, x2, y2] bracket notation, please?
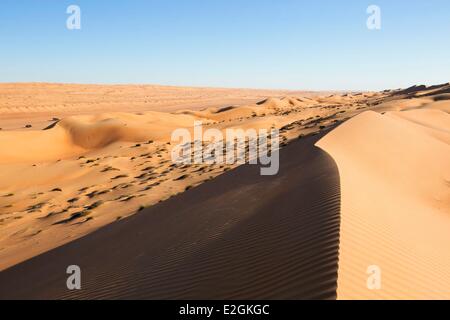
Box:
[0, 133, 341, 300]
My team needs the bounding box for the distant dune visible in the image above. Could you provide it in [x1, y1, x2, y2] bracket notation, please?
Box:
[0, 83, 323, 131]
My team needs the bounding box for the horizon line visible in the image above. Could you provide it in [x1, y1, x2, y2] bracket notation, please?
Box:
[0, 81, 400, 93]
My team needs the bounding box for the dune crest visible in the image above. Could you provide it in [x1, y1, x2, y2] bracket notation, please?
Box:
[317, 110, 450, 299]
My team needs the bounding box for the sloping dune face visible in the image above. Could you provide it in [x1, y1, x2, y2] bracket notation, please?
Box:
[317, 110, 450, 299]
[0, 134, 341, 300]
[0, 112, 200, 164]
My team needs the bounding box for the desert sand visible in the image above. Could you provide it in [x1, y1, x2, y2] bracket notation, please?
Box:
[0, 82, 449, 299]
[0, 83, 363, 271]
[0, 83, 321, 131]
[316, 85, 450, 299]
[0, 133, 341, 300]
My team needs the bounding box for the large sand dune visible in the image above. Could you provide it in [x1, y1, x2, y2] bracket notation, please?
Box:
[0, 134, 341, 300]
[317, 108, 450, 299]
[0, 82, 449, 299]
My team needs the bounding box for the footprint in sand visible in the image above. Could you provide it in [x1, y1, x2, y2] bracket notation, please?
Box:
[174, 174, 189, 181]
[111, 174, 129, 180]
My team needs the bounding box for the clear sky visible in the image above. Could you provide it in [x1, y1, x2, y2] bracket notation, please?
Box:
[0, 0, 449, 90]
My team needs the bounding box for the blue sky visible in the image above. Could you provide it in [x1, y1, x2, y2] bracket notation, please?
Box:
[0, 0, 449, 90]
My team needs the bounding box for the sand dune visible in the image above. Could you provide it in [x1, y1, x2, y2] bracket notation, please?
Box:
[1, 82, 449, 300]
[390, 83, 450, 98]
[0, 83, 322, 131]
[0, 134, 341, 300]
[0, 85, 362, 271]
[317, 109, 450, 299]
[0, 112, 202, 164]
